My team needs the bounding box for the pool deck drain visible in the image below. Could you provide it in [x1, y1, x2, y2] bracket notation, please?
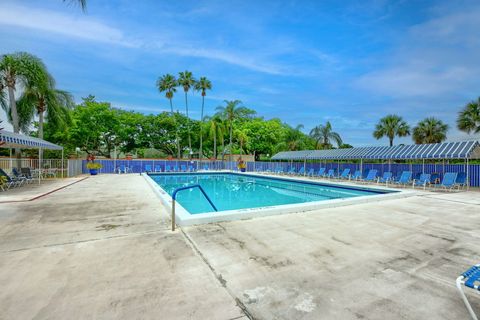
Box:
[0, 174, 479, 319]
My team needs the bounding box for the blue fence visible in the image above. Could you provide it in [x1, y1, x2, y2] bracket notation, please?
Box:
[82, 159, 480, 187]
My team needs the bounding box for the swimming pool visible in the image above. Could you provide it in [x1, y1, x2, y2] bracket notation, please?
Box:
[144, 172, 409, 226]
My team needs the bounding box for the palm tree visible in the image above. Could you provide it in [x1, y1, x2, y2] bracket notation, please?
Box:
[235, 129, 248, 156]
[373, 114, 410, 146]
[1, 52, 46, 166]
[457, 97, 480, 134]
[205, 115, 224, 159]
[413, 117, 448, 144]
[215, 100, 250, 161]
[309, 121, 342, 149]
[16, 62, 74, 140]
[284, 124, 305, 151]
[177, 71, 196, 155]
[194, 76, 212, 161]
[63, 0, 87, 11]
[156, 74, 180, 158]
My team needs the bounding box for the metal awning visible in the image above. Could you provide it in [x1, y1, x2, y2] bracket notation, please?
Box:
[0, 131, 63, 150]
[271, 141, 480, 160]
[271, 150, 313, 160]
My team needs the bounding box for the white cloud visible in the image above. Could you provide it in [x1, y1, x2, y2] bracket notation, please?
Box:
[0, 3, 136, 47]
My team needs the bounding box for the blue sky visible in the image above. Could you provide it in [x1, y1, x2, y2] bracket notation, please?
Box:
[1, 0, 479, 146]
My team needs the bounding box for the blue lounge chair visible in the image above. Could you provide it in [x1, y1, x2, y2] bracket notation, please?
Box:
[144, 164, 152, 172]
[173, 165, 179, 172]
[275, 167, 283, 175]
[456, 172, 467, 189]
[361, 169, 378, 183]
[412, 173, 431, 189]
[378, 172, 393, 184]
[456, 264, 480, 320]
[393, 171, 412, 186]
[325, 169, 335, 178]
[180, 165, 187, 172]
[307, 168, 315, 177]
[117, 164, 126, 174]
[288, 167, 296, 175]
[297, 167, 305, 176]
[154, 165, 162, 172]
[188, 165, 195, 172]
[316, 168, 326, 177]
[438, 172, 458, 190]
[13, 168, 31, 184]
[0, 168, 20, 189]
[203, 165, 209, 171]
[165, 165, 171, 172]
[20, 168, 34, 183]
[336, 168, 350, 179]
[350, 170, 362, 180]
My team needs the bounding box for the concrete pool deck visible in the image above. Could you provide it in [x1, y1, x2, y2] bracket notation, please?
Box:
[0, 174, 479, 319]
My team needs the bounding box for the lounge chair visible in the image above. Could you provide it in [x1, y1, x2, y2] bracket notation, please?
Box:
[361, 169, 378, 183]
[325, 169, 335, 179]
[0, 168, 21, 188]
[336, 168, 350, 179]
[203, 164, 209, 171]
[287, 167, 296, 175]
[173, 165, 179, 172]
[13, 168, 31, 184]
[188, 165, 195, 172]
[165, 165, 171, 172]
[377, 172, 393, 184]
[306, 168, 315, 177]
[456, 264, 480, 320]
[297, 167, 305, 176]
[350, 170, 362, 181]
[456, 172, 467, 189]
[180, 165, 187, 172]
[437, 172, 458, 190]
[20, 168, 34, 183]
[274, 167, 283, 175]
[412, 173, 431, 189]
[316, 168, 326, 177]
[393, 171, 412, 186]
[144, 164, 152, 173]
[154, 165, 162, 172]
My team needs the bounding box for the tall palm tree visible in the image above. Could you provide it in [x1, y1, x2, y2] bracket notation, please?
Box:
[215, 100, 250, 161]
[284, 124, 305, 151]
[413, 117, 448, 144]
[156, 74, 180, 158]
[373, 114, 410, 147]
[309, 121, 342, 149]
[194, 76, 212, 161]
[457, 97, 480, 134]
[177, 71, 195, 155]
[235, 129, 248, 156]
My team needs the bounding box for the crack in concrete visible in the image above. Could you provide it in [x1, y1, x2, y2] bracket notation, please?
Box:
[180, 228, 255, 320]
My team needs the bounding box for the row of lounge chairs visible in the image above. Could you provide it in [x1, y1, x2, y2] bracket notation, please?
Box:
[117, 164, 212, 174]
[269, 166, 467, 190]
[0, 168, 35, 191]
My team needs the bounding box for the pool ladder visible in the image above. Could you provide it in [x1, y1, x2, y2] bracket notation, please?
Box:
[171, 184, 217, 231]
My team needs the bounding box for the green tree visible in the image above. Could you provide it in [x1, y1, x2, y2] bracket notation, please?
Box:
[235, 128, 249, 156]
[241, 118, 285, 159]
[457, 97, 480, 134]
[373, 114, 410, 146]
[413, 117, 448, 144]
[194, 76, 212, 160]
[156, 74, 181, 158]
[204, 115, 224, 159]
[215, 100, 254, 160]
[178, 71, 195, 154]
[309, 121, 342, 149]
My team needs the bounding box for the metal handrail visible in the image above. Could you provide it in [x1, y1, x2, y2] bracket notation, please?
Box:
[171, 184, 217, 231]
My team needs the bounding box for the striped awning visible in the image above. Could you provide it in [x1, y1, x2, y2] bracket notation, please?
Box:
[0, 131, 63, 150]
[271, 150, 313, 160]
[271, 141, 480, 160]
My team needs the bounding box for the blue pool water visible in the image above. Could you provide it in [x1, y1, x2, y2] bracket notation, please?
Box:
[150, 173, 392, 214]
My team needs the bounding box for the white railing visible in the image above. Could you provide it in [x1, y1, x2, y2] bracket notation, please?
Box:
[0, 158, 68, 178]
